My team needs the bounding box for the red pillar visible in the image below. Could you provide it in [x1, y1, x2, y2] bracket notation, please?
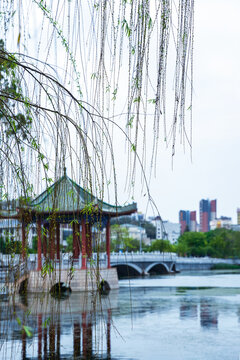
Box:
[49, 323, 55, 357]
[82, 312, 87, 357]
[56, 321, 61, 358]
[37, 314, 42, 359]
[86, 315, 92, 357]
[43, 224, 48, 258]
[43, 327, 47, 358]
[73, 321, 81, 357]
[22, 327, 26, 359]
[21, 220, 26, 260]
[49, 221, 55, 260]
[107, 309, 111, 358]
[56, 223, 60, 261]
[76, 222, 81, 258]
[72, 222, 78, 260]
[86, 223, 92, 259]
[106, 219, 111, 269]
[37, 218, 42, 271]
[81, 218, 87, 269]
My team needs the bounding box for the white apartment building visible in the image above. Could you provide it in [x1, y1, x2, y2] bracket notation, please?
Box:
[151, 217, 180, 244]
[210, 217, 232, 230]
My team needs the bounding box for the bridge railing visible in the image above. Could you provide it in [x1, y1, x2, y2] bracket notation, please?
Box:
[13, 253, 109, 270]
[0, 252, 176, 272]
[1, 253, 238, 272]
[110, 251, 176, 263]
[176, 256, 239, 264]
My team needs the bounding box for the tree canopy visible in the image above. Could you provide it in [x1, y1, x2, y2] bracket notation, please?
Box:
[176, 229, 240, 259]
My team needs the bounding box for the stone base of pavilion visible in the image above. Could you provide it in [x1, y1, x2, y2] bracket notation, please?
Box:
[18, 267, 119, 293]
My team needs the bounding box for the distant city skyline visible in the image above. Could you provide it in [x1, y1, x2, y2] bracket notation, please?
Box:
[119, 0, 240, 226]
[150, 197, 239, 231]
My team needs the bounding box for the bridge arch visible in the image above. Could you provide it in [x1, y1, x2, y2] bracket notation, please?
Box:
[112, 263, 143, 278]
[145, 262, 170, 275]
[19, 278, 28, 294]
[15, 273, 29, 294]
[170, 263, 177, 272]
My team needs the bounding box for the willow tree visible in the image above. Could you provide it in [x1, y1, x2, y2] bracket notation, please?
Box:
[0, 0, 194, 209]
[0, 0, 194, 357]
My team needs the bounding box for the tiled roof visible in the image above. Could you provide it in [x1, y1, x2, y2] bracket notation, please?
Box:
[29, 173, 137, 216]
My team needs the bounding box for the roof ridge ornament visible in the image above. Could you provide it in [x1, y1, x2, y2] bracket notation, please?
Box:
[64, 167, 67, 177]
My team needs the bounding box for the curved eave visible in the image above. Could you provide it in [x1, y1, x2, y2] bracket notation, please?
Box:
[30, 175, 137, 214]
[29, 205, 137, 217]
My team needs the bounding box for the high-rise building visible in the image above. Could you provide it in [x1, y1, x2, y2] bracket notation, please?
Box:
[210, 200, 217, 221]
[200, 199, 210, 232]
[190, 211, 197, 232]
[200, 199, 217, 232]
[179, 210, 190, 234]
[179, 210, 197, 233]
[237, 208, 240, 225]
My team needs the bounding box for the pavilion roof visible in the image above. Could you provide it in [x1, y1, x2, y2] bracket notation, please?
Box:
[29, 172, 137, 216]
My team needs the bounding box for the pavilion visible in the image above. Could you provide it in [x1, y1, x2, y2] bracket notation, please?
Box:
[1, 169, 137, 292]
[28, 168, 137, 271]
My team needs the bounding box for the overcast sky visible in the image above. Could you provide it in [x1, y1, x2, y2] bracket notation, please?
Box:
[139, 0, 240, 223]
[31, 0, 240, 224]
[5, 1, 240, 225]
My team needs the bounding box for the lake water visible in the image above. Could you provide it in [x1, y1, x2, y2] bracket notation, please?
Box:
[1, 270, 240, 359]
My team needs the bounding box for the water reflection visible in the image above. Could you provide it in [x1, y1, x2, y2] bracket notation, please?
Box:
[180, 301, 198, 320]
[1, 271, 240, 359]
[179, 298, 218, 329]
[30, 310, 112, 360]
[0, 291, 117, 359]
[200, 300, 218, 329]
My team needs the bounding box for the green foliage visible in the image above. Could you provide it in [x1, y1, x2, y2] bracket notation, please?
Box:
[122, 19, 131, 37]
[41, 261, 54, 277]
[131, 144, 136, 152]
[42, 317, 51, 328]
[176, 228, 240, 258]
[0, 236, 5, 253]
[122, 238, 140, 252]
[65, 234, 73, 252]
[0, 228, 25, 255]
[211, 263, 240, 270]
[148, 239, 174, 253]
[0, 39, 32, 141]
[177, 232, 207, 257]
[22, 325, 33, 337]
[4, 238, 21, 254]
[110, 224, 139, 252]
[29, 235, 37, 254]
[16, 317, 33, 337]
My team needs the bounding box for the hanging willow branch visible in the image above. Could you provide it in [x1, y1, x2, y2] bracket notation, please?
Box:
[0, 0, 194, 205]
[0, 2, 194, 357]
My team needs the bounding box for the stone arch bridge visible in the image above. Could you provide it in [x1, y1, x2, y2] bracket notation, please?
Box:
[109, 252, 177, 278]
